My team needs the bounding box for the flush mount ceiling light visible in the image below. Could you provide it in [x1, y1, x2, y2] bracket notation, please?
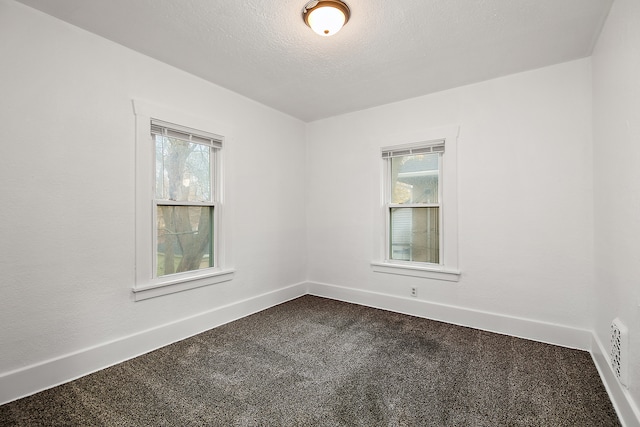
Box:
[302, 0, 350, 37]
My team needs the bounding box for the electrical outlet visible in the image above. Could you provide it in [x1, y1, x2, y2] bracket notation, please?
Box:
[410, 287, 417, 297]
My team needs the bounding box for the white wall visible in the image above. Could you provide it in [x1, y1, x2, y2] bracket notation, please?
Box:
[593, 0, 640, 417]
[306, 59, 594, 335]
[0, 0, 306, 383]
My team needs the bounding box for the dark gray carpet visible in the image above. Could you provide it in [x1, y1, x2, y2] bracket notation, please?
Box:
[0, 296, 620, 426]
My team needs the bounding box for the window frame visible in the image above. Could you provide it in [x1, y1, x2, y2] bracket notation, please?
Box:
[371, 125, 460, 282]
[132, 100, 234, 301]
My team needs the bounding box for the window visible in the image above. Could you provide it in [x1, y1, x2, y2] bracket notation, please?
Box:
[153, 121, 218, 277]
[387, 144, 443, 264]
[372, 126, 460, 281]
[133, 101, 233, 300]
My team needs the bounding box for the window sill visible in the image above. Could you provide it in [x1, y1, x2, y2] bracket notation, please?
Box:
[371, 262, 460, 282]
[133, 269, 235, 301]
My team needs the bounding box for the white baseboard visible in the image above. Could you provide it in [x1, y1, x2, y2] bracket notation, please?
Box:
[307, 281, 592, 350]
[0, 282, 307, 406]
[591, 334, 640, 427]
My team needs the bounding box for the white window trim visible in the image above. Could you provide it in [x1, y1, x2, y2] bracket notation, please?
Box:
[371, 125, 460, 282]
[132, 100, 234, 301]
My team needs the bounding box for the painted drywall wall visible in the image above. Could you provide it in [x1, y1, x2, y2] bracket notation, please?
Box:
[0, 0, 307, 375]
[592, 0, 640, 415]
[306, 58, 594, 334]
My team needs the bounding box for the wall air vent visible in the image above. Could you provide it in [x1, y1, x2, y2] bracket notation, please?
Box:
[610, 317, 629, 387]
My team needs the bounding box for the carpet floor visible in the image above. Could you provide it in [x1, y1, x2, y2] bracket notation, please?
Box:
[0, 295, 621, 426]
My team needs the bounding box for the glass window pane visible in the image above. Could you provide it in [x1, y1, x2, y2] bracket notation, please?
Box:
[155, 136, 211, 202]
[391, 153, 439, 204]
[390, 207, 439, 263]
[157, 206, 213, 276]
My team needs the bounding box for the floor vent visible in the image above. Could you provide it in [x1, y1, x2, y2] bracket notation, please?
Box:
[610, 318, 629, 387]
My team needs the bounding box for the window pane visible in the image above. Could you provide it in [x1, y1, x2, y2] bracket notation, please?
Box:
[155, 136, 211, 202]
[390, 207, 439, 263]
[391, 153, 439, 204]
[157, 206, 213, 276]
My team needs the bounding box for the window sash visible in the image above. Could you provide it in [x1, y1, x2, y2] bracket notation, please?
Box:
[154, 143, 217, 203]
[154, 204, 215, 277]
[389, 206, 440, 263]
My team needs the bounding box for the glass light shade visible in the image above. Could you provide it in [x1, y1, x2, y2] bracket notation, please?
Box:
[303, 1, 350, 37]
[307, 5, 346, 36]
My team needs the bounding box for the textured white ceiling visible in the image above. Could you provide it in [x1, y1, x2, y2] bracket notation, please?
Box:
[15, 0, 613, 122]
